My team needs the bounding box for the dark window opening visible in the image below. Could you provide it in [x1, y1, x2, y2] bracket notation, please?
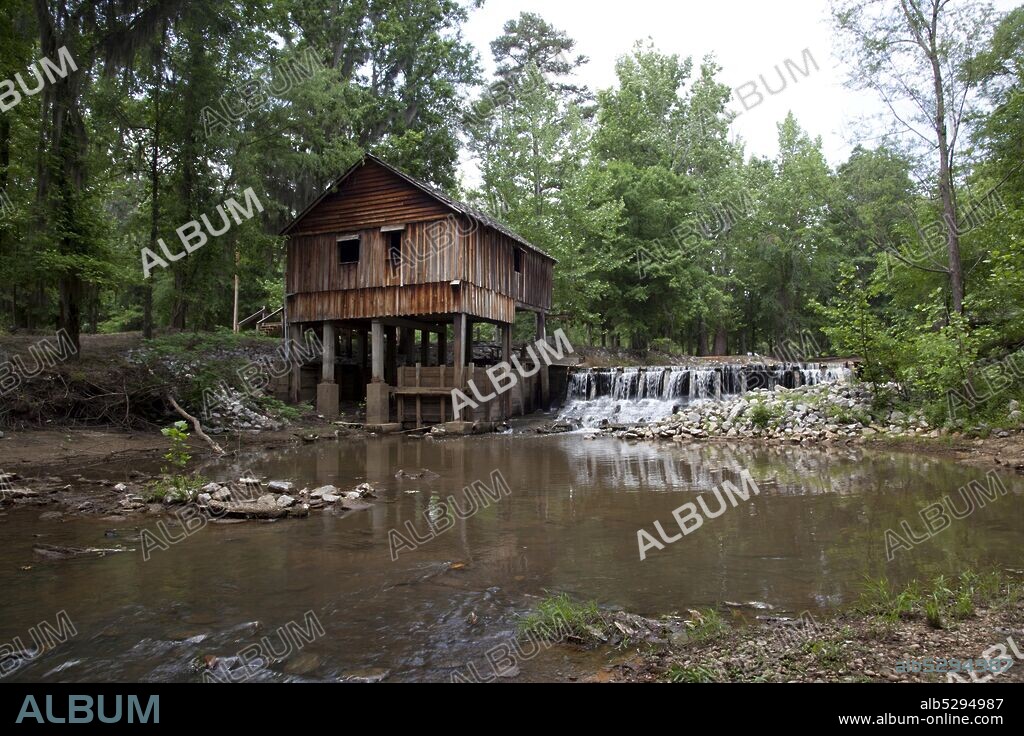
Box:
[514, 247, 523, 273]
[388, 231, 403, 268]
[338, 237, 360, 265]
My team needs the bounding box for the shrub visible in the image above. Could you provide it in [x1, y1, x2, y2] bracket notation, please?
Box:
[749, 401, 773, 428]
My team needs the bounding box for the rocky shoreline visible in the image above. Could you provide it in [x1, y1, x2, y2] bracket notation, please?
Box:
[519, 573, 1024, 684]
[592, 601, 1024, 684]
[0, 467, 379, 523]
[546, 382, 1024, 471]
[611, 383, 936, 442]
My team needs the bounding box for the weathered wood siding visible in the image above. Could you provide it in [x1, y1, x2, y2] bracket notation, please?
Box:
[288, 282, 515, 324]
[285, 158, 554, 322]
[460, 218, 552, 311]
[287, 220, 460, 293]
[288, 159, 450, 235]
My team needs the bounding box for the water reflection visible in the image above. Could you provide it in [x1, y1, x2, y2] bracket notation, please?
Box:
[1, 434, 1020, 682]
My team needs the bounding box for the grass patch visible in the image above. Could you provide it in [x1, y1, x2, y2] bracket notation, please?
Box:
[824, 403, 873, 426]
[684, 608, 728, 643]
[802, 639, 846, 669]
[257, 396, 309, 422]
[667, 664, 717, 683]
[923, 595, 945, 629]
[857, 570, 1019, 628]
[517, 593, 603, 643]
[145, 474, 209, 503]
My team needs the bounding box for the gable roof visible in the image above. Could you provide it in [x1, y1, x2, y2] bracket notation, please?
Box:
[280, 153, 555, 262]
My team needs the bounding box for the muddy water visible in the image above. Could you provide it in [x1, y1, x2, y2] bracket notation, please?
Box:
[2, 435, 1022, 682]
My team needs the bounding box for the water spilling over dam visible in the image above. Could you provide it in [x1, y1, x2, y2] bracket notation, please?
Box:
[557, 362, 853, 428]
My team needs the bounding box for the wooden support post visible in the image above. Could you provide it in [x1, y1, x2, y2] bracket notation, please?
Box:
[371, 321, 385, 382]
[322, 322, 336, 384]
[356, 330, 366, 365]
[317, 321, 339, 418]
[289, 322, 301, 403]
[420, 330, 430, 366]
[465, 318, 474, 367]
[415, 363, 422, 428]
[367, 321, 390, 425]
[438, 328, 447, 368]
[400, 327, 414, 366]
[501, 322, 512, 419]
[386, 326, 397, 386]
[290, 358, 301, 403]
[463, 362, 475, 422]
[453, 314, 466, 388]
[440, 364, 447, 423]
[537, 312, 550, 409]
[356, 329, 368, 393]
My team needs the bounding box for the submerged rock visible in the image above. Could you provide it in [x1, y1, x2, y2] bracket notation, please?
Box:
[349, 483, 377, 499]
[284, 652, 321, 675]
[34, 544, 132, 559]
[310, 485, 338, 499]
[206, 499, 287, 520]
[338, 667, 389, 683]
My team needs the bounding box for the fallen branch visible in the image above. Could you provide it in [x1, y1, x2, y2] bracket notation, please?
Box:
[168, 396, 224, 455]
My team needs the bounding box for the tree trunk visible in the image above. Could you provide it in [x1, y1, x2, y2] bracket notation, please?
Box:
[144, 42, 162, 340]
[713, 327, 728, 356]
[33, 4, 89, 358]
[904, 0, 965, 314]
[931, 53, 963, 314]
[0, 113, 9, 327]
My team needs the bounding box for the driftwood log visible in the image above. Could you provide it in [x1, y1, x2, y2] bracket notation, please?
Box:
[168, 396, 224, 455]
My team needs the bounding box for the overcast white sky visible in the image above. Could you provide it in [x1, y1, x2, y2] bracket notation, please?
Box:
[459, 0, 1017, 179]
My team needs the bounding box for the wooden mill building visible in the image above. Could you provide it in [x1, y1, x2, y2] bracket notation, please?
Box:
[281, 154, 556, 428]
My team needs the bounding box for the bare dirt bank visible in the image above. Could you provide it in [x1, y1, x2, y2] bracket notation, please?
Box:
[0, 425, 334, 476]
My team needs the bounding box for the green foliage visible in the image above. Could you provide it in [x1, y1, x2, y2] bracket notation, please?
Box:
[802, 639, 846, 669]
[812, 266, 902, 384]
[160, 421, 191, 470]
[135, 330, 280, 411]
[923, 595, 945, 629]
[517, 593, 603, 642]
[684, 608, 727, 643]
[857, 570, 1019, 627]
[145, 473, 209, 504]
[667, 664, 717, 683]
[823, 402, 871, 426]
[749, 401, 773, 429]
[257, 396, 307, 422]
[1, 3, 1022, 423]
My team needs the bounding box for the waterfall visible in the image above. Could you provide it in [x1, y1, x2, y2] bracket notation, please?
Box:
[664, 369, 688, 399]
[690, 369, 716, 400]
[558, 362, 853, 428]
[642, 368, 665, 399]
[567, 371, 591, 400]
